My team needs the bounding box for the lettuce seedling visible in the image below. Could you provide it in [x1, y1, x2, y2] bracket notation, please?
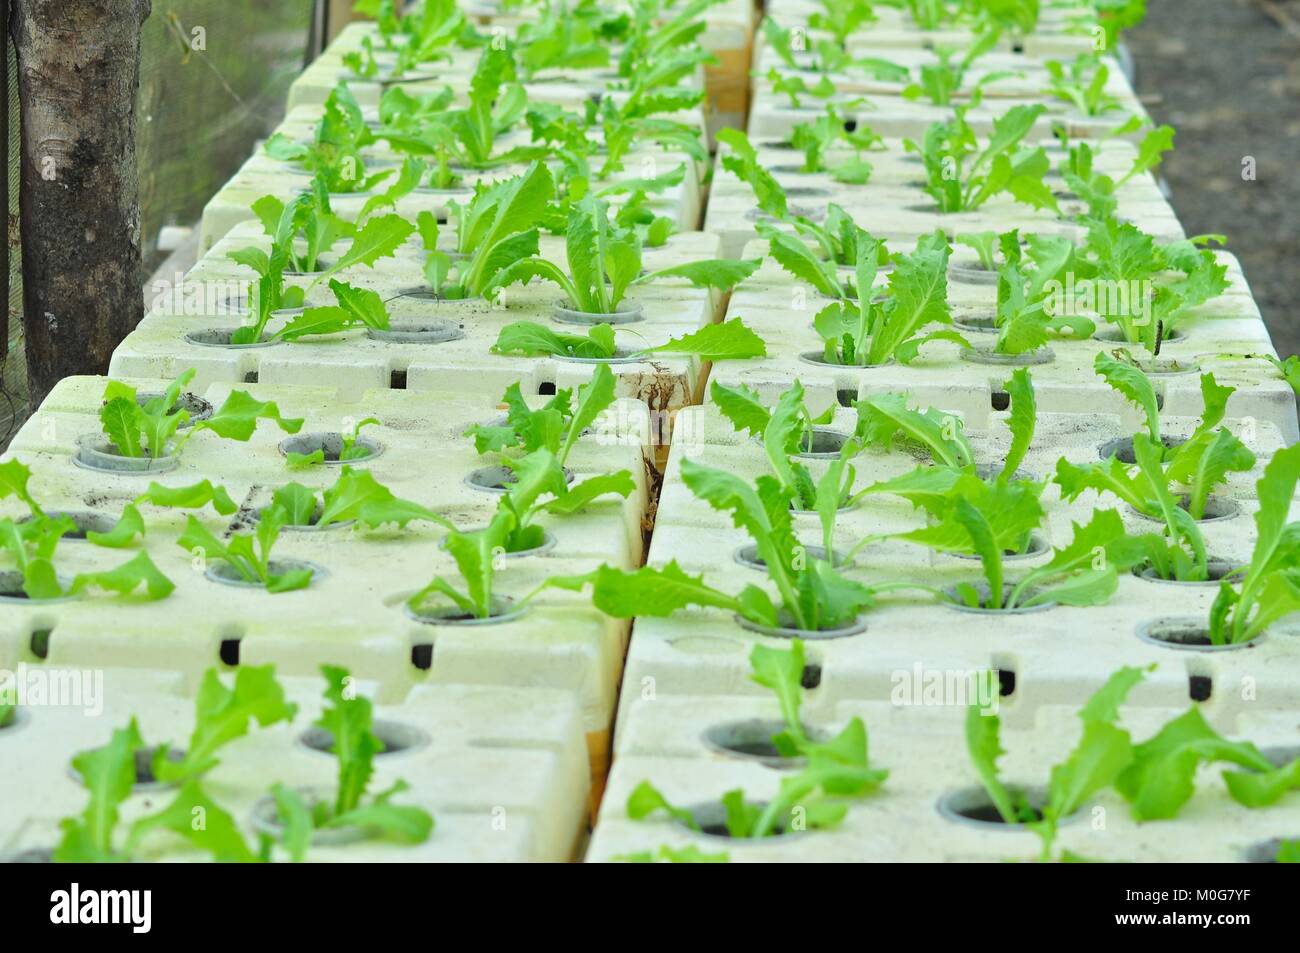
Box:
[785, 106, 880, 184]
[490, 317, 767, 362]
[1083, 218, 1228, 349]
[1044, 54, 1124, 116]
[515, 0, 614, 78]
[269, 467, 449, 533]
[272, 666, 434, 847]
[906, 104, 1057, 213]
[987, 231, 1097, 352]
[716, 128, 788, 221]
[577, 463, 875, 633]
[263, 85, 390, 194]
[807, 0, 877, 44]
[711, 379, 853, 524]
[423, 46, 550, 170]
[625, 671, 887, 839]
[487, 194, 758, 315]
[1115, 704, 1289, 820]
[1206, 443, 1300, 645]
[466, 364, 619, 462]
[0, 514, 174, 601]
[761, 16, 908, 80]
[902, 31, 1020, 106]
[99, 370, 303, 460]
[814, 230, 964, 366]
[966, 666, 1148, 862]
[766, 67, 843, 110]
[78, 480, 240, 550]
[464, 366, 634, 552]
[54, 720, 259, 863]
[147, 665, 297, 784]
[780, 203, 883, 269]
[178, 505, 312, 593]
[1055, 354, 1255, 521]
[407, 509, 576, 620]
[286, 416, 381, 470]
[427, 161, 557, 299]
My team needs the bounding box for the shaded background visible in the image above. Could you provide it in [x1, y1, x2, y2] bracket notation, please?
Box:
[1125, 0, 1300, 356]
[0, 0, 1297, 444]
[1, 0, 319, 443]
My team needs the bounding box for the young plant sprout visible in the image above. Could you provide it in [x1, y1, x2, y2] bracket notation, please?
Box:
[982, 230, 1097, 353]
[286, 417, 382, 469]
[420, 161, 556, 300]
[55, 719, 260, 863]
[270, 666, 434, 856]
[902, 30, 1019, 107]
[97, 370, 304, 460]
[1117, 702, 1299, 819]
[146, 665, 297, 785]
[1081, 218, 1227, 349]
[486, 194, 759, 317]
[906, 104, 1057, 214]
[573, 464, 875, 634]
[813, 230, 964, 366]
[1068, 126, 1176, 215]
[1043, 53, 1124, 116]
[489, 317, 767, 362]
[263, 85, 391, 194]
[627, 641, 886, 838]
[178, 505, 313, 593]
[464, 366, 636, 553]
[964, 666, 1148, 863]
[1054, 354, 1255, 522]
[1206, 443, 1300, 645]
[710, 379, 857, 523]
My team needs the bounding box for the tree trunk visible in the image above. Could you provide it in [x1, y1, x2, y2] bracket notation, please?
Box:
[11, 0, 151, 407]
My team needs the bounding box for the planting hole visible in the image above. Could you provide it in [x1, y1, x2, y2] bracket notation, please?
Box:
[411, 643, 434, 671]
[998, 669, 1016, 698]
[1136, 617, 1259, 652]
[466, 465, 574, 494]
[244, 371, 259, 384]
[681, 800, 790, 838]
[219, 638, 241, 667]
[4, 848, 53, 863]
[1245, 838, 1300, 863]
[29, 629, 51, 660]
[701, 719, 826, 765]
[389, 370, 408, 390]
[800, 664, 822, 690]
[734, 543, 851, 571]
[300, 719, 429, 757]
[734, 611, 867, 641]
[1189, 674, 1212, 702]
[1099, 434, 1186, 464]
[537, 381, 557, 396]
[1136, 559, 1239, 586]
[991, 391, 1010, 411]
[207, 559, 318, 589]
[19, 511, 116, 540]
[279, 433, 385, 465]
[836, 387, 857, 408]
[937, 786, 1070, 829]
[407, 596, 526, 626]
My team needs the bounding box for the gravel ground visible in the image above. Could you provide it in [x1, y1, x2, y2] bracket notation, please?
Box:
[1124, 0, 1300, 357]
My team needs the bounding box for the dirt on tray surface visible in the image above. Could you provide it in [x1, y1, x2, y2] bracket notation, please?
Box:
[1125, 0, 1300, 358]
